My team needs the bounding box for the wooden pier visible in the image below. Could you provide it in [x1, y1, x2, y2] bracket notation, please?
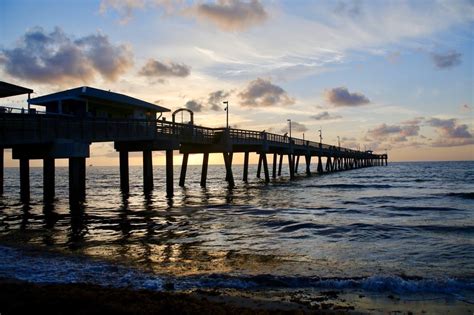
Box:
[0, 84, 387, 203]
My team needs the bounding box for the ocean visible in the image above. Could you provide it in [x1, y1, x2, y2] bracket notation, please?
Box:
[0, 161, 473, 305]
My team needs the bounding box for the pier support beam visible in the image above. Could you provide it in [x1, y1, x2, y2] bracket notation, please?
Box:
[272, 153, 277, 179]
[201, 153, 209, 187]
[225, 153, 233, 182]
[143, 150, 153, 193]
[166, 150, 173, 197]
[261, 153, 270, 183]
[119, 151, 129, 193]
[0, 148, 3, 195]
[288, 154, 295, 179]
[325, 157, 331, 172]
[317, 156, 323, 174]
[243, 152, 249, 182]
[295, 155, 300, 173]
[256, 154, 262, 178]
[179, 153, 188, 187]
[305, 155, 311, 176]
[20, 158, 30, 202]
[223, 152, 234, 188]
[43, 158, 55, 202]
[278, 154, 283, 176]
[69, 157, 86, 203]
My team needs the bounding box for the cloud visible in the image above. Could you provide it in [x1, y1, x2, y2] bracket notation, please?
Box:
[99, 0, 146, 24]
[431, 51, 462, 69]
[139, 59, 190, 78]
[427, 118, 472, 138]
[311, 111, 342, 120]
[239, 78, 295, 107]
[0, 27, 132, 84]
[401, 117, 424, 125]
[99, 0, 180, 24]
[185, 100, 204, 112]
[367, 123, 420, 143]
[208, 90, 231, 111]
[193, 0, 267, 31]
[324, 87, 370, 106]
[281, 121, 307, 134]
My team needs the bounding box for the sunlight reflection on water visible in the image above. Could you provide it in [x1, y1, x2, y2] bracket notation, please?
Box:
[0, 162, 473, 279]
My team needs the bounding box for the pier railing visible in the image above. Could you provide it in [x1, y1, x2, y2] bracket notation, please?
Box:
[0, 113, 385, 159]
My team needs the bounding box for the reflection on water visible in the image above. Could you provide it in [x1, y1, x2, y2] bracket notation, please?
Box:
[0, 162, 473, 279]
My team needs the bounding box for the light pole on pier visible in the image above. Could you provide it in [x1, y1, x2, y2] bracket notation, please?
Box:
[318, 128, 323, 144]
[287, 119, 292, 138]
[223, 101, 229, 129]
[337, 136, 341, 149]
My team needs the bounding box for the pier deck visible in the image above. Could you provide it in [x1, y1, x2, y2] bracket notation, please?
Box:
[0, 113, 387, 202]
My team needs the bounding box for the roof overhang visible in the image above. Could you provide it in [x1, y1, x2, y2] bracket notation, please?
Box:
[29, 86, 170, 112]
[0, 81, 33, 98]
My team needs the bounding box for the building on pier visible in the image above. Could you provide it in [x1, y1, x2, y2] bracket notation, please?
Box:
[28, 86, 170, 119]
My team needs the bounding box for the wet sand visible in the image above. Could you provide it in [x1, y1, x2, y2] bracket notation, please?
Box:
[0, 278, 345, 314]
[1, 278, 472, 314]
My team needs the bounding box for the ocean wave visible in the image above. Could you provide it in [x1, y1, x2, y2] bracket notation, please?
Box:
[444, 192, 474, 200]
[305, 184, 395, 189]
[0, 245, 473, 296]
[190, 274, 474, 295]
[381, 205, 462, 212]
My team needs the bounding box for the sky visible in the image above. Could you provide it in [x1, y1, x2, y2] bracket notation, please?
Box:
[0, 0, 473, 166]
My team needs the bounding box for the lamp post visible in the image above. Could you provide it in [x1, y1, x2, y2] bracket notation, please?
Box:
[223, 101, 229, 129]
[337, 136, 340, 149]
[287, 119, 292, 138]
[318, 128, 322, 144]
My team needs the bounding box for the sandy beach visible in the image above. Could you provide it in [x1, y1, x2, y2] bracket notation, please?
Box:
[1, 277, 472, 314]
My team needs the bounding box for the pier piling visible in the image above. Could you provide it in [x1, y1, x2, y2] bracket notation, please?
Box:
[143, 150, 153, 192]
[223, 152, 235, 188]
[179, 153, 188, 187]
[200, 153, 209, 187]
[288, 154, 295, 179]
[272, 153, 277, 178]
[166, 150, 173, 197]
[278, 154, 283, 176]
[19, 158, 29, 202]
[0, 148, 3, 195]
[262, 153, 270, 183]
[43, 158, 55, 202]
[119, 151, 129, 193]
[305, 155, 311, 176]
[243, 152, 249, 182]
[69, 157, 86, 203]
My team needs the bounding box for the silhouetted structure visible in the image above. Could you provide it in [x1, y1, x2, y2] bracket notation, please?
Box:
[0, 84, 388, 203]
